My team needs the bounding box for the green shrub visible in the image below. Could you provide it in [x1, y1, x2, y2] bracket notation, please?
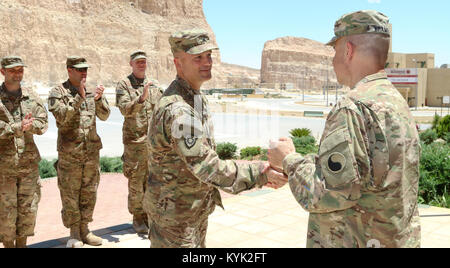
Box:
[39, 157, 124, 179]
[292, 136, 318, 155]
[432, 113, 441, 130]
[443, 132, 450, 143]
[419, 129, 438, 145]
[260, 149, 268, 161]
[39, 159, 57, 179]
[100, 157, 123, 173]
[216, 142, 238, 160]
[436, 115, 450, 139]
[289, 128, 312, 138]
[240, 146, 262, 159]
[419, 143, 450, 208]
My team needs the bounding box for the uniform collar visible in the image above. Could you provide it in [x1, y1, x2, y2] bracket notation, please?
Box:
[64, 79, 89, 96]
[129, 73, 147, 87]
[353, 71, 388, 89]
[0, 83, 27, 99]
[176, 76, 201, 98]
[64, 79, 79, 92]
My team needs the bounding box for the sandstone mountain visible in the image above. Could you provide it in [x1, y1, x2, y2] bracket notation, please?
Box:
[261, 36, 338, 90]
[0, 0, 258, 89]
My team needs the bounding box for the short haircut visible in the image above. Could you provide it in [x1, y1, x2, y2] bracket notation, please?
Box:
[347, 34, 390, 69]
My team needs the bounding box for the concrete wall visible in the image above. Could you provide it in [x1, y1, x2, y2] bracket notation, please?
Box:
[387, 53, 435, 69]
[426, 68, 450, 107]
[387, 53, 406, 68]
[405, 54, 435, 68]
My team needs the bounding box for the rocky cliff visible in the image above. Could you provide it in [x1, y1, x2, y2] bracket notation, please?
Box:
[261, 36, 337, 90]
[0, 0, 256, 89]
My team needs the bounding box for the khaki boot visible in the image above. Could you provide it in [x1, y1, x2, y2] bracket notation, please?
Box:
[3, 240, 15, 248]
[67, 224, 84, 248]
[133, 214, 149, 235]
[16, 237, 27, 248]
[80, 224, 102, 246]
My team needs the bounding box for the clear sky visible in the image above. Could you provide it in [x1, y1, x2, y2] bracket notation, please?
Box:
[204, 0, 450, 69]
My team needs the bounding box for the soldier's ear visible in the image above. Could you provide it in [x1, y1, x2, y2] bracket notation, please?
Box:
[0, 69, 5, 76]
[174, 57, 182, 70]
[345, 40, 356, 62]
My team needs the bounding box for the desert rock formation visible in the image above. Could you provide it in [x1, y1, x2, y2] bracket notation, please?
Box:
[0, 0, 256, 89]
[261, 36, 337, 90]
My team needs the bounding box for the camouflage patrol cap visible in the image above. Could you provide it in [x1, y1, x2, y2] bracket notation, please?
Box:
[1, 56, 27, 69]
[326, 10, 390, 46]
[130, 50, 147, 61]
[169, 29, 218, 55]
[66, 56, 90, 68]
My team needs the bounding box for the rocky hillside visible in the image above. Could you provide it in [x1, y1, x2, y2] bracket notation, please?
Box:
[261, 36, 337, 90]
[0, 0, 255, 89]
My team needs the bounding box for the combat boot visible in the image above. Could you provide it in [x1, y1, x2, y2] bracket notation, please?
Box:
[80, 224, 103, 246]
[3, 240, 15, 248]
[67, 224, 84, 248]
[133, 214, 149, 234]
[16, 237, 27, 248]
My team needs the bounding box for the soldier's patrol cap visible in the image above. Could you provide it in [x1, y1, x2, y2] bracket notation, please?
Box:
[326, 10, 391, 46]
[66, 56, 90, 68]
[1, 56, 27, 69]
[130, 50, 147, 61]
[169, 29, 218, 55]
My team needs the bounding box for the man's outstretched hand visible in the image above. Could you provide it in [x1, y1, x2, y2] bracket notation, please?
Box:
[262, 163, 289, 189]
[267, 137, 296, 172]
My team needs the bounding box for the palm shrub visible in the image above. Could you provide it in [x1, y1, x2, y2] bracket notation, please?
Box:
[289, 128, 312, 138]
[216, 142, 238, 160]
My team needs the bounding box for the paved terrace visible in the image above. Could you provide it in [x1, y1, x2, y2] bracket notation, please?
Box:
[1, 174, 449, 248]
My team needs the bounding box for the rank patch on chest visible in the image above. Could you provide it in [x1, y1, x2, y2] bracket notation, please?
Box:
[185, 137, 197, 149]
[327, 152, 346, 173]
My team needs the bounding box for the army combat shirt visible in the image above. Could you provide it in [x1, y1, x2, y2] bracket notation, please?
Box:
[0, 85, 48, 164]
[147, 76, 267, 224]
[283, 71, 421, 248]
[48, 80, 110, 157]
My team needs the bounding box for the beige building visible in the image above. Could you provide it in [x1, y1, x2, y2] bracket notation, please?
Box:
[386, 50, 449, 108]
[386, 68, 428, 107]
[426, 68, 450, 107]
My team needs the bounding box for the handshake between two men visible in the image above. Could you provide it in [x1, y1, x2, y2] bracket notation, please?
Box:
[259, 137, 297, 190]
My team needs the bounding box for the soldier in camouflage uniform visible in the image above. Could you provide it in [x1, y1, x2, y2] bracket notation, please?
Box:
[116, 50, 163, 234]
[48, 57, 110, 247]
[267, 10, 421, 248]
[143, 29, 268, 248]
[0, 56, 48, 248]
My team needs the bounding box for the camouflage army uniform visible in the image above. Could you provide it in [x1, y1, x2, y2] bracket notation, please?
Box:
[144, 76, 267, 248]
[0, 83, 48, 243]
[116, 73, 163, 217]
[48, 79, 110, 229]
[283, 11, 421, 248]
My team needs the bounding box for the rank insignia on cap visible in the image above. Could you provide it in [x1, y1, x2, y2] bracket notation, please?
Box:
[327, 152, 346, 173]
[185, 137, 197, 149]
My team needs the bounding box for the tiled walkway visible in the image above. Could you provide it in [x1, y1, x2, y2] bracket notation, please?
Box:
[2, 174, 449, 248]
